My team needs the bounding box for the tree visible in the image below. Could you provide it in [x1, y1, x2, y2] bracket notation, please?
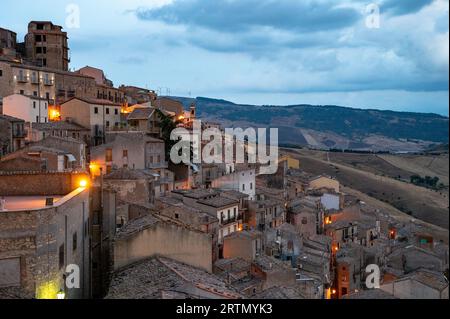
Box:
[155, 109, 183, 161]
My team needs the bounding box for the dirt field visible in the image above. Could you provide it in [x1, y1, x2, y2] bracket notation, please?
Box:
[283, 148, 449, 230]
[379, 154, 449, 186]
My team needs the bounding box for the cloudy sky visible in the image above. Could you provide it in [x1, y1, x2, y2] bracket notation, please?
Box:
[1, 0, 448, 115]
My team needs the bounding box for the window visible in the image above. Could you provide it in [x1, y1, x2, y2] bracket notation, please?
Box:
[250, 183, 253, 190]
[42, 59, 47, 67]
[242, 184, 245, 191]
[123, 150, 128, 157]
[36, 116, 39, 123]
[106, 148, 112, 162]
[44, 103, 47, 109]
[302, 217, 308, 225]
[106, 121, 110, 127]
[94, 107, 99, 114]
[59, 244, 64, 269]
[19, 90, 24, 95]
[115, 108, 118, 115]
[175, 214, 179, 219]
[227, 210, 231, 220]
[33, 91, 37, 96]
[0, 70, 2, 77]
[106, 108, 110, 115]
[33, 101, 36, 109]
[72, 232, 77, 251]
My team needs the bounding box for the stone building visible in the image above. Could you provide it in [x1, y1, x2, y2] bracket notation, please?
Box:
[0, 146, 73, 172]
[103, 168, 155, 207]
[27, 120, 91, 144]
[288, 196, 325, 238]
[60, 97, 122, 145]
[119, 85, 157, 105]
[90, 131, 173, 198]
[126, 107, 162, 136]
[212, 166, 256, 200]
[113, 213, 216, 273]
[0, 61, 56, 110]
[0, 135, 86, 172]
[2, 94, 50, 123]
[24, 21, 70, 71]
[308, 175, 340, 193]
[171, 189, 241, 245]
[380, 269, 448, 299]
[251, 255, 297, 290]
[53, 70, 96, 105]
[75, 66, 125, 105]
[155, 97, 184, 118]
[0, 27, 17, 53]
[223, 230, 263, 262]
[247, 193, 285, 232]
[0, 172, 90, 299]
[0, 114, 26, 157]
[89, 185, 117, 298]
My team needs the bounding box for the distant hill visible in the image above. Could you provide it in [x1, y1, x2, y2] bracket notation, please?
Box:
[168, 96, 449, 152]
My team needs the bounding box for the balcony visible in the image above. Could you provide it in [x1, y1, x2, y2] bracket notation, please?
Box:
[220, 214, 243, 226]
[16, 76, 28, 83]
[43, 79, 54, 86]
[13, 130, 26, 138]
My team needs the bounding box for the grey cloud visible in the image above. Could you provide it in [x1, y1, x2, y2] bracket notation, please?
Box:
[135, 0, 360, 33]
[382, 0, 435, 16]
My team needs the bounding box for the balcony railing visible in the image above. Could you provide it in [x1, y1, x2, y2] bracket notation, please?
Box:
[13, 130, 26, 138]
[43, 79, 54, 86]
[17, 76, 28, 83]
[220, 214, 243, 225]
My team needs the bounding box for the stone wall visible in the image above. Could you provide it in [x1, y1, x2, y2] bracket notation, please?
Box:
[114, 220, 214, 272]
[0, 188, 90, 299]
[0, 171, 89, 196]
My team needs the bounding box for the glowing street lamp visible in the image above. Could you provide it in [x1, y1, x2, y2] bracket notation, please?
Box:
[79, 179, 88, 188]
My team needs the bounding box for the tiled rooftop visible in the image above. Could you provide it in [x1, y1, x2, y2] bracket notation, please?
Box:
[252, 286, 305, 299]
[197, 197, 238, 208]
[106, 257, 242, 299]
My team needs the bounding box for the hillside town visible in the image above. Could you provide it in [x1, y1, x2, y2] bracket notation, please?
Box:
[0, 22, 448, 300]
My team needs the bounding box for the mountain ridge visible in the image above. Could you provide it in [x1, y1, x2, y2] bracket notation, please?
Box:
[168, 96, 449, 152]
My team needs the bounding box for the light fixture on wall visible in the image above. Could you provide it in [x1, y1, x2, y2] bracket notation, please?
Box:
[56, 289, 65, 300]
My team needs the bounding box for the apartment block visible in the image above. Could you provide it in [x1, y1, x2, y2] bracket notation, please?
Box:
[60, 97, 122, 145]
[25, 21, 69, 71]
[2, 94, 50, 123]
[0, 114, 26, 157]
[0, 61, 56, 107]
